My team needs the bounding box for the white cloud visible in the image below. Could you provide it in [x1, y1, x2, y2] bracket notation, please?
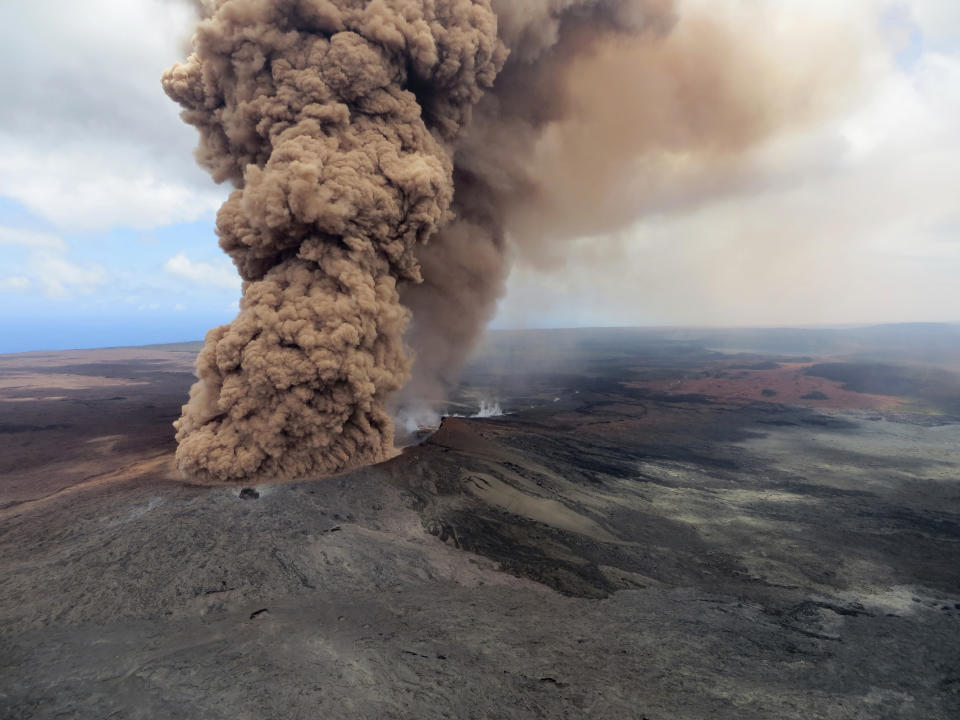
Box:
[0, 225, 107, 298]
[911, 0, 960, 42]
[30, 252, 107, 298]
[0, 227, 66, 251]
[0, 0, 226, 231]
[0, 276, 31, 292]
[164, 253, 240, 291]
[0, 145, 225, 231]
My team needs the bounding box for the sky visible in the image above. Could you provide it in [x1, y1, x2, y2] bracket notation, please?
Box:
[0, 0, 958, 353]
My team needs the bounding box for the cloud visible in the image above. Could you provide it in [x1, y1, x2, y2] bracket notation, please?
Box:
[911, 0, 960, 42]
[0, 227, 66, 251]
[164, 253, 240, 291]
[0, 225, 106, 298]
[29, 252, 107, 298]
[0, 0, 226, 230]
[0, 276, 31, 292]
[0, 146, 224, 231]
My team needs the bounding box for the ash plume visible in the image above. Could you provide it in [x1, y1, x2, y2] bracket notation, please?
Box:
[166, 0, 849, 483]
[395, 0, 855, 414]
[164, 0, 504, 483]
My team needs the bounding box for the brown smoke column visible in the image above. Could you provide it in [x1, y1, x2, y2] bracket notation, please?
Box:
[164, 0, 505, 483]
[166, 0, 850, 483]
[396, 0, 852, 423]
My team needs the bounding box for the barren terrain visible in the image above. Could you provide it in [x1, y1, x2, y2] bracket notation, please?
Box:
[1, 326, 959, 719]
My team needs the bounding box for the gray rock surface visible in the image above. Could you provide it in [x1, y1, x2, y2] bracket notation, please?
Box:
[3, 468, 956, 720]
[2, 332, 960, 718]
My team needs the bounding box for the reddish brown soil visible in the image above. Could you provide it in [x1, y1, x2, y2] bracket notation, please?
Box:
[629, 362, 902, 410]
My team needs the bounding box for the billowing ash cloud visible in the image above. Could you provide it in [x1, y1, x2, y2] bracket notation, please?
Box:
[166, 0, 845, 483]
[395, 0, 848, 421]
[164, 0, 504, 483]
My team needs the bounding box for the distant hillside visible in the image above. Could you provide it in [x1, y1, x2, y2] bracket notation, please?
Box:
[472, 323, 960, 371]
[135, 341, 205, 352]
[681, 323, 960, 364]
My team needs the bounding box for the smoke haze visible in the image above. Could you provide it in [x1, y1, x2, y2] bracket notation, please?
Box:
[166, 0, 856, 483]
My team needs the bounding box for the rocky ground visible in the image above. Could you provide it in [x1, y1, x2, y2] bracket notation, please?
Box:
[1, 329, 959, 719]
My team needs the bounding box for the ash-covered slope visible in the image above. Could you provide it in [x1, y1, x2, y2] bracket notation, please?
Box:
[2, 338, 960, 718]
[3, 448, 958, 720]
